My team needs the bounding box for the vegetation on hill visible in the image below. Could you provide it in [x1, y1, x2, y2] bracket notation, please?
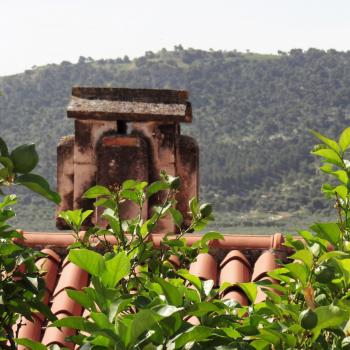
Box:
[1, 47, 350, 230]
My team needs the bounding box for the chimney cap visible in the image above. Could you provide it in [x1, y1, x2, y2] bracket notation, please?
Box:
[67, 87, 192, 123]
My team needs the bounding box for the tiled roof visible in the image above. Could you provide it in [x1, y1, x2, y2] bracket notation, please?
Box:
[15, 232, 286, 349]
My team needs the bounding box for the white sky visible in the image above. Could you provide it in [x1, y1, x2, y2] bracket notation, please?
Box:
[1, 0, 350, 76]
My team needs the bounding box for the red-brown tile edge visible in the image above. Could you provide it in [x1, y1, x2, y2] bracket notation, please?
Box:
[42, 313, 76, 349]
[51, 289, 83, 316]
[19, 232, 286, 250]
[220, 250, 251, 269]
[255, 277, 277, 304]
[219, 251, 251, 301]
[168, 255, 181, 267]
[41, 248, 61, 264]
[222, 289, 249, 306]
[15, 232, 76, 248]
[186, 316, 200, 325]
[53, 262, 89, 297]
[189, 253, 217, 283]
[36, 256, 61, 295]
[16, 316, 43, 348]
[251, 251, 278, 282]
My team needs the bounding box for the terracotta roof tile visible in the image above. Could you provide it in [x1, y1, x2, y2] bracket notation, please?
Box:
[252, 251, 278, 282]
[17, 315, 42, 350]
[42, 313, 76, 349]
[252, 251, 279, 303]
[15, 232, 286, 346]
[219, 250, 251, 305]
[51, 289, 83, 316]
[53, 259, 89, 296]
[189, 253, 217, 283]
[36, 248, 61, 294]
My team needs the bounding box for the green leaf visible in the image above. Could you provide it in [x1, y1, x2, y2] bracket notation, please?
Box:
[322, 183, 335, 198]
[140, 217, 156, 237]
[285, 262, 308, 286]
[189, 197, 199, 216]
[15, 173, 61, 204]
[174, 326, 212, 348]
[320, 163, 334, 174]
[15, 339, 47, 350]
[237, 282, 257, 303]
[0, 194, 17, 210]
[202, 279, 214, 296]
[312, 304, 348, 340]
[101, 252, 131, 288]
[311, 148, 343, 168]
[335, 185, 348, 200]
[336, 259, 350, 284]
[187, 301, 222, 317]
[310, 129, 340, 153]
[0, 156, 13, 172]
[0, 242, 22, 255]
[135, 181, 148, 191]
[200, 231, 224, 246]
[290, 249, 313, 268]
[122, 179, 137, 189]
[90, 312, 113, 330]
[129, 309, 157, 346]
[68, 248, 105, 276]
[120, 189, 139, 203]
[0, 137, 9, 157]
[317, 250, 348, 264]
[258, 329, 282, 346]
[250, 339, 270, 350]
[30, 300, 57, 322]
[332, 170, 349, 185]
[177, 269, 202, 292]
[339, 127, 350, 152]
[154, 277, 183, 306]
[84, 185, 111, 198]
[66, 289, 94, 310]
[169, 207, 183, 227]
[146, 180, 169, 198]
[153, 305, 183, 318]
[59, 209, 93, 231]
[52, 316, 87, 330]
[310, 222, 341, 246]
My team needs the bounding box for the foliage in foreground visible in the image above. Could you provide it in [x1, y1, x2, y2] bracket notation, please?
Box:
[15, 127, 350, 349]
[4, 127, 350, 349]
[0, 137, 59, 349]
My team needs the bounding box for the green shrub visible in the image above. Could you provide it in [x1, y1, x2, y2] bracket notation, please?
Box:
[0, 136, 59, 349]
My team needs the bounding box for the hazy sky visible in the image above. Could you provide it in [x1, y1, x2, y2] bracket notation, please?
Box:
[1, 0, 349, 76]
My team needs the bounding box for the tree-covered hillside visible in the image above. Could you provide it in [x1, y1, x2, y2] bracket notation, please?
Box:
[1, 48, 350, 231]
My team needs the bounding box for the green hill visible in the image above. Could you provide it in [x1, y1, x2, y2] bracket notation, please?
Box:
[1, 47, 349, 231]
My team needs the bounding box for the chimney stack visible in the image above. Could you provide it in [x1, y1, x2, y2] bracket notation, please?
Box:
[57, 87, 198, 233]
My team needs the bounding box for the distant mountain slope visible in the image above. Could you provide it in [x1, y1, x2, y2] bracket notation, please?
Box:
[1, 48, 350, 230]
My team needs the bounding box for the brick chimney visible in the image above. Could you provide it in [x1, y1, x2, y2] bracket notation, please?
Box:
[56, 87, 199, 232]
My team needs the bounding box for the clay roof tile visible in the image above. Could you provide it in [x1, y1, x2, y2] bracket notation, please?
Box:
[15, 232, 288, 346]
[51, 289, 83, 316]
[16, 315, 42, 349]
[189, 253, 217, 284]
[251, 251, 278, 282]
[42, 313, 76, 349]
[53, 261, 89, 297]
[219, 250, 251, 305]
